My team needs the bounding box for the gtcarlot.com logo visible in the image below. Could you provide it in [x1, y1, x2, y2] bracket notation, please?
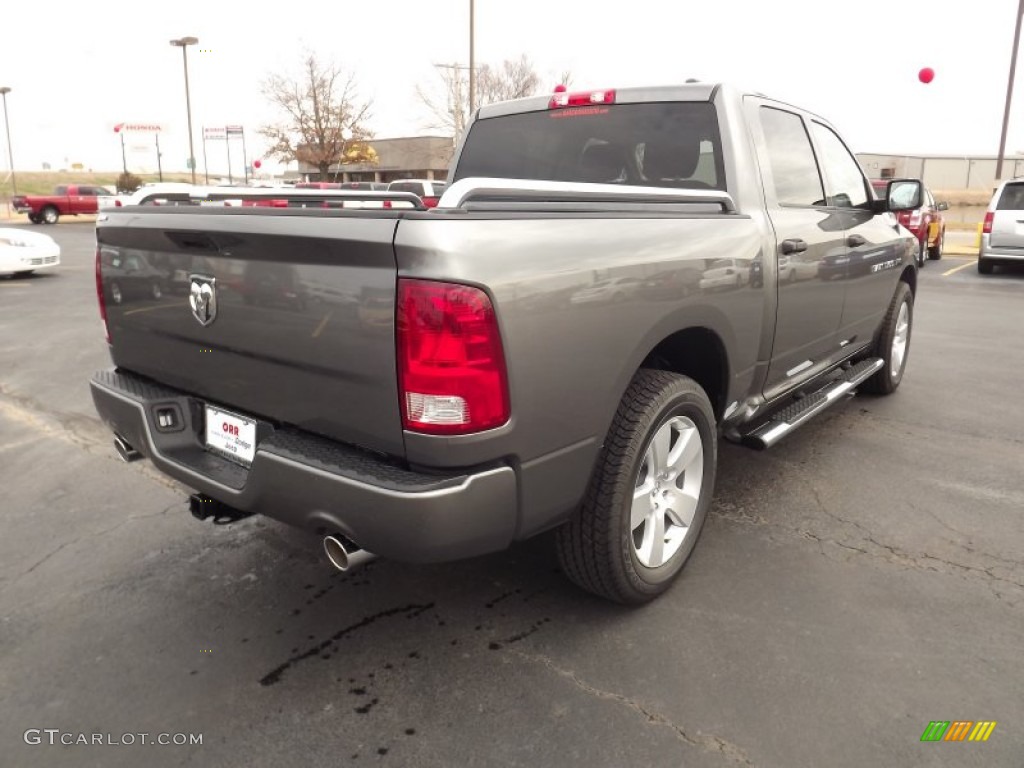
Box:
[24, 729, 203, 746]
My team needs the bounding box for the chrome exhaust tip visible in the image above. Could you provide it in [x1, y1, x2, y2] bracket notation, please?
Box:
[113, 434, 141, 463]
[323, 535, 376, 572]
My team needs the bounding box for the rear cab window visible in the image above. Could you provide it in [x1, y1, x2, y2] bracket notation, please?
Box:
[997, 182, 1024, 210]
[389, 182, 427, 196]
[454, 102, 725, 191]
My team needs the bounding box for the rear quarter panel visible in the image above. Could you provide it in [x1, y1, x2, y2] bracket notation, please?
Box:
[395, 212, 766, 537]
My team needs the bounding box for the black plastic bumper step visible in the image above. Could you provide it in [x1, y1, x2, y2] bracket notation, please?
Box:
[738, 357, 883, 450]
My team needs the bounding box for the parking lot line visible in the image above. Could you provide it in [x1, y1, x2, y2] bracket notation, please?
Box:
[942, 260, 977, 277]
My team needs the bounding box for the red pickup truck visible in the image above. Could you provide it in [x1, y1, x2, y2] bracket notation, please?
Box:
[12, 184, 117, 224]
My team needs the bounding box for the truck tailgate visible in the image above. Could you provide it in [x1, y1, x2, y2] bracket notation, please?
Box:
[96, 210, 405, 457]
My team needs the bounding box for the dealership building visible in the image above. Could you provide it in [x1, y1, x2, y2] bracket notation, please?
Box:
[294, 136, 455, 183]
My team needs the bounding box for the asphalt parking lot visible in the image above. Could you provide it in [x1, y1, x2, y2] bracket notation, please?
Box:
[1, 222, 1022, 768]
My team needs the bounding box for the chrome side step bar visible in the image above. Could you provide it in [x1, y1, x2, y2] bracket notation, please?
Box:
[740, 358, 884, 450]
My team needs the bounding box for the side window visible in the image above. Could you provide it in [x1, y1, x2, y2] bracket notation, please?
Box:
[758, 107, 826, 207]
[55, 186, 67, 195]
[809, 122, 869, 209]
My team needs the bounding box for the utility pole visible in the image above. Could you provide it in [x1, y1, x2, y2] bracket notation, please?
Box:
[469, 0, 476, 115]
[996, 0, 1024, 183]
[0, 87, 16, 196]
[170, 37, 199, 183]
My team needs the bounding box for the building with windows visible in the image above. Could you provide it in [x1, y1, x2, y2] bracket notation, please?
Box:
[294, 136, 455, 183]
[856, 153, 1024, 191]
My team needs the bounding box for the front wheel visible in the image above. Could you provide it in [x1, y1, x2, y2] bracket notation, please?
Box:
[861, 282, 913, 395]
[556, 369, 717, 604]
[917, 238, 927, 268]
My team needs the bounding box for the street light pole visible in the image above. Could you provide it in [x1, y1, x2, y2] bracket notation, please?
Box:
[0, 87, 16, 196]
[468, 0, 476, 115]
[995, 0, 1024, 183]
[170, 36, 199, 184]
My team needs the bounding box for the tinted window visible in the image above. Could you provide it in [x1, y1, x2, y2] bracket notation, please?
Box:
[759, 107, 825, 206]
[810, 122, 869, 209]
[455, 102, 725, 190]
[997, 182, 1024, 210]
[55, 186, 67, 195]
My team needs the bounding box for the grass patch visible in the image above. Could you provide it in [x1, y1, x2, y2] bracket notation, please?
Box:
[0, 171, 193, 198]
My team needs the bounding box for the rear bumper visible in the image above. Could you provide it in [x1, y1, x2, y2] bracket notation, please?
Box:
[90, 368, 518, 562]
[980, 237, 1024, 261]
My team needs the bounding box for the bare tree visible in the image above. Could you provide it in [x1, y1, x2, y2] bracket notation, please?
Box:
[417, 55, 543, 140]
[260, 54, 376, 179]
[416, 63, 471, 139]
[476, 55, 541, 104]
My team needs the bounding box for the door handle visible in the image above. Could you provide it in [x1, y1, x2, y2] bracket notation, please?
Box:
[846, 234, 867, 247]
[780, 239, 808, 255]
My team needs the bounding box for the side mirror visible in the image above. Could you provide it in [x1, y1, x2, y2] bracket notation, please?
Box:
[937, 201, 949, 211]
[887, 179, 922, 211]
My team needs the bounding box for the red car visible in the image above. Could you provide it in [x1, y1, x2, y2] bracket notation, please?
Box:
[871, 179, 947, 267]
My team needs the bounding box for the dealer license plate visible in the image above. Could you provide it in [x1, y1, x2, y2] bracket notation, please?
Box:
[204, 405, 257, 466]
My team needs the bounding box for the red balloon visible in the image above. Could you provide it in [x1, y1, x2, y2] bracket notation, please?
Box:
[918, 67, 934, 84]
[253, 159, 262, 169]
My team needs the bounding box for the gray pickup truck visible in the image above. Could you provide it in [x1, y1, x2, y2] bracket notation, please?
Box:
[91, 83, 922, 603]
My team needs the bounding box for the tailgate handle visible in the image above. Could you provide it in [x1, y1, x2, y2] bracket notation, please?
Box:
[165, 231, 221, 252]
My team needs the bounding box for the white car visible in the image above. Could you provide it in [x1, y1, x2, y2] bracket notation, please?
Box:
[0, 228, 61, 276]
[699, 258, 747, 291]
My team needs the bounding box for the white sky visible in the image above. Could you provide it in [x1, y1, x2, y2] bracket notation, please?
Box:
[2, 0, 1022, 176]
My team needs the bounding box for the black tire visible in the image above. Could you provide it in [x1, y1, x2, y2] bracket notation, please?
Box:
[28, 213, 42, 224]
[41, 206, 59, 225]
[861, 281, 913, 395]
[977, 258, 994, 275]
[928, 229, 943, 260]
[917, 238, 927, 268]
[556, 369, 717, 604]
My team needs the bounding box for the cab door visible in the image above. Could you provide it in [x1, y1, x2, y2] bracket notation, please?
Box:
[807, 121, 907, 349]
[749, 102, 849, 400]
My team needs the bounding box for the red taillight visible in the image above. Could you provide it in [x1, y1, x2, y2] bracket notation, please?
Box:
[983, 211, 994, 234]
[549, 89, 616, 109]
[397, 279, 509, 435]
[115, 200, 122, 207]
[421, 197, 439, 208]
[95, 248, 110, 344]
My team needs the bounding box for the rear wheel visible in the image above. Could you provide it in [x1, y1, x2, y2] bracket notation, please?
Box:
[861, 282, 913, 395]
[978, 258, 994, 275]
[41, 206, 59, 225]
[928, 229, 944, 260]
[28, 213, 42, 224]
[556, 369, 717, 604]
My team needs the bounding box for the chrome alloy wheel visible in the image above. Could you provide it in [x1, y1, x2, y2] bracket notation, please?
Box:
[630, 416, 704, 568]
[891, 301, 910, 378]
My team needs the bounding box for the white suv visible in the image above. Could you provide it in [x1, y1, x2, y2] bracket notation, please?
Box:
[979, 178, 1024, 274]
[386, 179, 447, 207]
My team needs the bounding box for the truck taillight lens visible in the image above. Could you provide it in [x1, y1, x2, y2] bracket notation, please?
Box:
[549, 89, 616, 108]
[983, 211, 994, 234]
[397, 279, 509, 435]
[95, 247, 110, 343]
